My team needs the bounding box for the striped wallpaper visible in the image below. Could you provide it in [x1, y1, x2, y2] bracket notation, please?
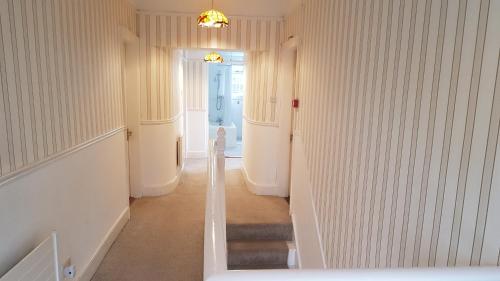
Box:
[183, 59, 208, 111]
[138, 40, 176, 121]
[245, 51, 281, 124]
[286, 0, 500, 268]
[137, 12, 283, 51]
[137, 12, 284, 123]
[0, 0, 136, 180]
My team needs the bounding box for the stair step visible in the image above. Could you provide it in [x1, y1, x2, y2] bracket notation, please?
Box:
[228, 263, 289, 270]
[227, 223, 293, 241]
[227, 240, 289, 269]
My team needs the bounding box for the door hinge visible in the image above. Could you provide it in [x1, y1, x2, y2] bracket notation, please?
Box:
[127, 129, 132, 140]
[290, 134, 293, 142]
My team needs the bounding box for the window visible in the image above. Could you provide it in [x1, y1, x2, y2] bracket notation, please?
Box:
[231, 65, 245, 97]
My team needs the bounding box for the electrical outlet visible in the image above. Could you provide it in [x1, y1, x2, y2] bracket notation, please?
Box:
[63, 265, 76, 279]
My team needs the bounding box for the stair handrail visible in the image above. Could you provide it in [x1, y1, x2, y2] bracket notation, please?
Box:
[202, 128, 500, 281]
[204, 128, 227, 280]
[205, 267, 500, 281]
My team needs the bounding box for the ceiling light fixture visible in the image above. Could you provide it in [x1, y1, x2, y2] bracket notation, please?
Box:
[198, 0, 229, 28]
[204, 52, 224, 63]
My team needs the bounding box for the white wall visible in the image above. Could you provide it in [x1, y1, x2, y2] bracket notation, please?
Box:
[231, 96, 244, 140]
[242, 40, 296, 197]
[136, 49, 185, 196]
[242, 120, 285, 196]
[140, 118, 183, 196]
[186, 111, 208, 158]
[0, 130, 130, 279]
[183, 54, 209, 159]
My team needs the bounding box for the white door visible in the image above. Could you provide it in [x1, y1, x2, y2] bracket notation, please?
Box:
[121, 28, 142, 198]
[276, 38, 299, 198]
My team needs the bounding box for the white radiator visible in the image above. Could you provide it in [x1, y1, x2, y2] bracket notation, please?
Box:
[0, 232, 60, 281]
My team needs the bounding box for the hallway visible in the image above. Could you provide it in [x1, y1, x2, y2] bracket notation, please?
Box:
[90, 159, 290, 281]
[1, 0, 500, 279]
[90, 159, 206, 281]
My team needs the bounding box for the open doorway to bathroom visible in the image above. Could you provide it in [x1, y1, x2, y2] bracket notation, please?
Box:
[208, 51, 245, 157]
[183, 50, 245, 159]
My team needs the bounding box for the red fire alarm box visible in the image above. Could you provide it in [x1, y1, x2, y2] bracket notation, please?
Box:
[292, 99, 299, 108]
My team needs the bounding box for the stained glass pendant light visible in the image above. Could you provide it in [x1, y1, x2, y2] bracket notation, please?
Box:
[204, 52, 224, 63]
[198, 0, 229, 28]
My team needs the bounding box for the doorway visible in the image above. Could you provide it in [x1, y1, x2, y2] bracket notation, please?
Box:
[275, 38, 299, 199]
[121, 27, 142, 200]
[184, 50, 246, 159]
[208, 51, 245, 158]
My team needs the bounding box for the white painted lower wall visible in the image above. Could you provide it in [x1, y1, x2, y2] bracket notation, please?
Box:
[186, 110, 208, 159]
[140, 117, 183, 197]
[289, 131, 326, 269]
[241, 41, 295, 198]
[242, 115, 294, 197]
[242, 120, 286, 197]
[0, 130, 130, 280]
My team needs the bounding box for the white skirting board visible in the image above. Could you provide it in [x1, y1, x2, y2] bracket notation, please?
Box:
[141, 166, 183, 197]
[289, 132, 326, 269]
[78, 207, 130, 281]
[241, 165, 285, 197]
[186, 151, 208, 159]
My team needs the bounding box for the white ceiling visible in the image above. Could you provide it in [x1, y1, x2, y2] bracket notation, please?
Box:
[131, 0, 301, 17]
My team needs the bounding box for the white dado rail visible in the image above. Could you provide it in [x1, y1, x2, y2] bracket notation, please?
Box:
[204, 130, 500, 281]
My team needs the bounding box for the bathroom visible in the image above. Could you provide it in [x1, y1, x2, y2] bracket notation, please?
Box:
[208, 52, 245, 157]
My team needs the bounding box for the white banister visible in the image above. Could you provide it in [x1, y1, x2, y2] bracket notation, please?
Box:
[204, 128, 227, 280]
[206, 267, 500, 281]
[203, 129, 500, 281]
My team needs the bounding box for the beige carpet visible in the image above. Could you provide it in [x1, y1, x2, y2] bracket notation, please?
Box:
[91, 158, 290, 281]
[225, 159, 291, 225]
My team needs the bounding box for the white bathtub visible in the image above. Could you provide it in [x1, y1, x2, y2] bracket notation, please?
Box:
[209, 122, 237, 148]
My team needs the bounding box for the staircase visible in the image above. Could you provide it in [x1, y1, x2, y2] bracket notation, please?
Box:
[226, 222, 294, 270]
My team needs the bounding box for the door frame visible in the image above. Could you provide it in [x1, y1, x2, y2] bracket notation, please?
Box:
[120, 26, 142, 198]
[276, 37, 300, 198]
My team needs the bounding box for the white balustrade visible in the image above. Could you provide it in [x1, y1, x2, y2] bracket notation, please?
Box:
[204, 128, 227, 279]
[207, 267, 500, 281]
[203, 128, 500, 281]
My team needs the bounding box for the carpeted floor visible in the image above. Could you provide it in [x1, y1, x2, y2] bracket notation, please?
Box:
[225, 160, 291, 225]
[90, 158, 290, 281]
